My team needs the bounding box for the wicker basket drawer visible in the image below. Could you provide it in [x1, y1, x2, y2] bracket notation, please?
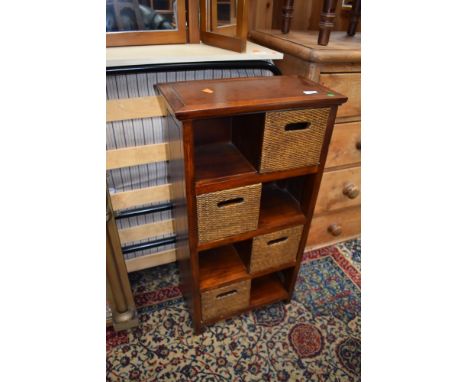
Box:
[259, 108, 331, 172]
[197, 183, 261, 243]
[201, 279, 251, 321]
[250, 225, 304, 273]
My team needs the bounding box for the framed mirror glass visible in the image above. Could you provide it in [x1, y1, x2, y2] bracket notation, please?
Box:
[106, 0, 187, 47]
[200, 0, 248, 52]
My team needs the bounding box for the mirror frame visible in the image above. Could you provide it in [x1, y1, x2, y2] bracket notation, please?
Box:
[106, 0, 187, 47]
[200, 0, 249, 53]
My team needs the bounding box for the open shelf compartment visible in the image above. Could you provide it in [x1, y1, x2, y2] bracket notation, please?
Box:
[199, 244, 249, 292]
[250, 272, 290, 308]
[200, 255, 294, 324]
[193, 115, 262, 184]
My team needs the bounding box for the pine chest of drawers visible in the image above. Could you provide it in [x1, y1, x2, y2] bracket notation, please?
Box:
[250, 30, 362, 249]
[158, 75, 347, 333]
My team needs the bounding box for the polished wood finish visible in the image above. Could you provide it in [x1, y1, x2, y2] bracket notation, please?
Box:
[250, 30, 361, 63]
[281, 0, 295, 34]
[200, 0, 249, 52]
[320, 73, 360, 118]
[315, 166, 360, 214]
[318, 0, 338, 46]
[269, 0, 360, 33]
[328, 223, 342, 236]
[161, 75, 346, 333]
[325, 121, 360, 168]
[347, 0, 361, 36]
[199, 245, 249, 291]
[195, 142, 256, 185]
[307, 205, 360, 248]
[158, 75, 347, 120]
[187, 0, 201, 43]
[249, 0, 273, 32]
[106, 191, 138, 331]
[250, 273, 289, 306]
[106, 0, 187, 47]
[167, 114, 203, 333]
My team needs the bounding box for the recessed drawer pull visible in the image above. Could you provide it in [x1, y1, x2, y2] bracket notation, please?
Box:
[267, 236, 288, 246]
[343, 183, 359, 199]
[284, 121, 311, 131]
[356, 140, 361, 151]
[328, 224, 342, 236]
[217, 197, 244, 208]
[216, 290, 238, 299]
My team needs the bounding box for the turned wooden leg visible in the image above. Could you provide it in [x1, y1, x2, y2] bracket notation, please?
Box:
[347, 0, 361, 36]
[107, 191, 139, 331]
[318, 0, 338, 46]
[281, 0, 295, 34]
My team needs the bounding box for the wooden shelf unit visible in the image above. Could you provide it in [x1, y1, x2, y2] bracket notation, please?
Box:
[159, 75, 346, 333]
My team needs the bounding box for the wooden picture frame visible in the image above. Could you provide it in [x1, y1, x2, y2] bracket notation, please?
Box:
[200, 0, 249, 52]
[106, 0, 187, 47]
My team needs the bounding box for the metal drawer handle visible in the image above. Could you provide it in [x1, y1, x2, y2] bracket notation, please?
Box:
[267, 236, 288, 246]
[328, 224, 342, 236]
[217, 197, 244, 208]
[216, 290, 238, 299]
[284, 121, 311, 131]
[343, 183, 359, 199]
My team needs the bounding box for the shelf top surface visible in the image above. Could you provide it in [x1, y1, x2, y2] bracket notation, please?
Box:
[250, 30, 361, 64]
[106, 41, 284, 67]
[157, 75, 348, 120]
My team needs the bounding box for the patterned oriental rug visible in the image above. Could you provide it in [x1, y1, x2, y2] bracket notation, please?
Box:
[107, 239, 361, 382]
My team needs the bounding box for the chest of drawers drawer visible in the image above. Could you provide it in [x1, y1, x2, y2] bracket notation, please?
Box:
[326, 122, 361, 169]
[308, 206, 361, 248]
[320, 73, 361, 119]
[315, 167, 361, 214]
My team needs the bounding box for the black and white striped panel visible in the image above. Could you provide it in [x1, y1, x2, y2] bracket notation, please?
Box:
[106, 67, 274, 260]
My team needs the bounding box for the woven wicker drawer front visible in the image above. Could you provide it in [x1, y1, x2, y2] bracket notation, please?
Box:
[250, 225, 304, 273]
[201, 279, 251, 321]
[197, 183, 261, 243]
[260, 108, 331, 172]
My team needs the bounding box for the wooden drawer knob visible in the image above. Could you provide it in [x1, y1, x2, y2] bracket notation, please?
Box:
[343, 183, 359, 199]
[356, 140, 361, 151]
[328, 224, 342, 236]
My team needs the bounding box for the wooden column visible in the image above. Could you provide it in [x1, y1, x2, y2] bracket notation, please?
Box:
[107, 191, 139, 331]
[318, 0, 338, 46]
[186, 0, 200, 43]
[281, 0, 295, 34]
[347, 0, 361, 36]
